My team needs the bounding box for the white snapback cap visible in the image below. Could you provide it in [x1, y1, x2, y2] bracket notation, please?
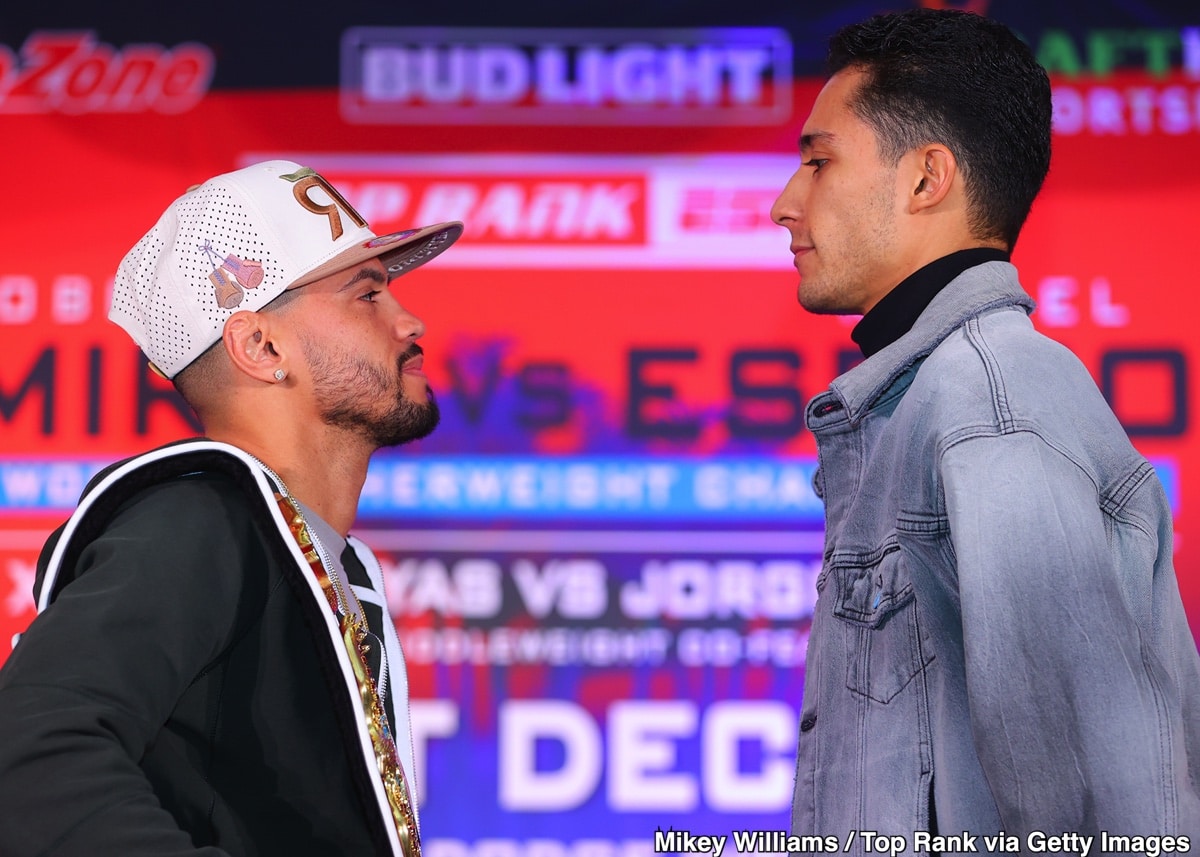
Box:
[109, 159, 463, 379]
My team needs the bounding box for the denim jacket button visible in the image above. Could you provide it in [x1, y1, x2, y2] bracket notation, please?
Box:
[800, 714, 817, 732]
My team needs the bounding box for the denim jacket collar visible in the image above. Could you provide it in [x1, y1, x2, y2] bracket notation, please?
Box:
[829, 261, 1034, 424]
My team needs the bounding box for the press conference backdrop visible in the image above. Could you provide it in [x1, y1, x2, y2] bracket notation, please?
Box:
[1, 1, 1198, 854]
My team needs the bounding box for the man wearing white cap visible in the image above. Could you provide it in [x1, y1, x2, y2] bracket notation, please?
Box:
[0, 161, 462, 857]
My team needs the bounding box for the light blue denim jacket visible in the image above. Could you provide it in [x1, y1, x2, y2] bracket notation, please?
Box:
[792, 261, 1200, 850]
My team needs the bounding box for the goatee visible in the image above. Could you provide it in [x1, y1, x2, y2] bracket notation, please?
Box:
[308, 341, 440, 448]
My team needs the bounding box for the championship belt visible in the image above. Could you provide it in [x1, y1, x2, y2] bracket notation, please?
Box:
[275, 493, 421, 857]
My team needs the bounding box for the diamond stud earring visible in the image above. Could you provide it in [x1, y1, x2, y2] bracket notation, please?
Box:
[274, 369, 287, 382]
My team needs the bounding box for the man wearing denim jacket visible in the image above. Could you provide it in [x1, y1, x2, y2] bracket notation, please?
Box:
[771, 9, 1200, 850]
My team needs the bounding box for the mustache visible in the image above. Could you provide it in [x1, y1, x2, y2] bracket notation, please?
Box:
[398, 343, 424, 369]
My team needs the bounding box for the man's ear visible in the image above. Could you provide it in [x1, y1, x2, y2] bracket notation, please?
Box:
[908, 144, 957, 212]
[222, 310, 287, 383]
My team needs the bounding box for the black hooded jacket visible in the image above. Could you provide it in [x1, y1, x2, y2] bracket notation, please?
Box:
[0, 441, 402, 856]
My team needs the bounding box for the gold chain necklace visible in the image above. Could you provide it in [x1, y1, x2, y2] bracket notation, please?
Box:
[273, 491, 421, 857]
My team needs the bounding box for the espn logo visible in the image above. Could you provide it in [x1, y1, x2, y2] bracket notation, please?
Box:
[340, 27, 792, 126]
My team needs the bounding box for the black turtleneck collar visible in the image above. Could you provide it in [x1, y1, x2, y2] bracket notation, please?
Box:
[850, 248, 1010, 358]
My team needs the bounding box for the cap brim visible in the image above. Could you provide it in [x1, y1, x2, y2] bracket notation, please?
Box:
[289, 221, 463, 289]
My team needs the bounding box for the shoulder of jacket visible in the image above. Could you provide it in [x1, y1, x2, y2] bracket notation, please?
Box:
[36, 440, 283, 609]
[923, 304, 1065, 371]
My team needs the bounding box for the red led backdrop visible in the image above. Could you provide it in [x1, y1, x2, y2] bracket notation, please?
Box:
[2, 5, 1199, 851]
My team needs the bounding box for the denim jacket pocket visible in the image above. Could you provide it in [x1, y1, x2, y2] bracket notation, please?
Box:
[831, 541, 931, 703]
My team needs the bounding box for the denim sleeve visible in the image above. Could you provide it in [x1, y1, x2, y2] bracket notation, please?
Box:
[941, 430, 1187, 836]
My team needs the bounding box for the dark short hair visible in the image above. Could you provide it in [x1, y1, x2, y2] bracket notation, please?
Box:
[828, 9, 1051, 249]
[172, 284, 303, 409]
